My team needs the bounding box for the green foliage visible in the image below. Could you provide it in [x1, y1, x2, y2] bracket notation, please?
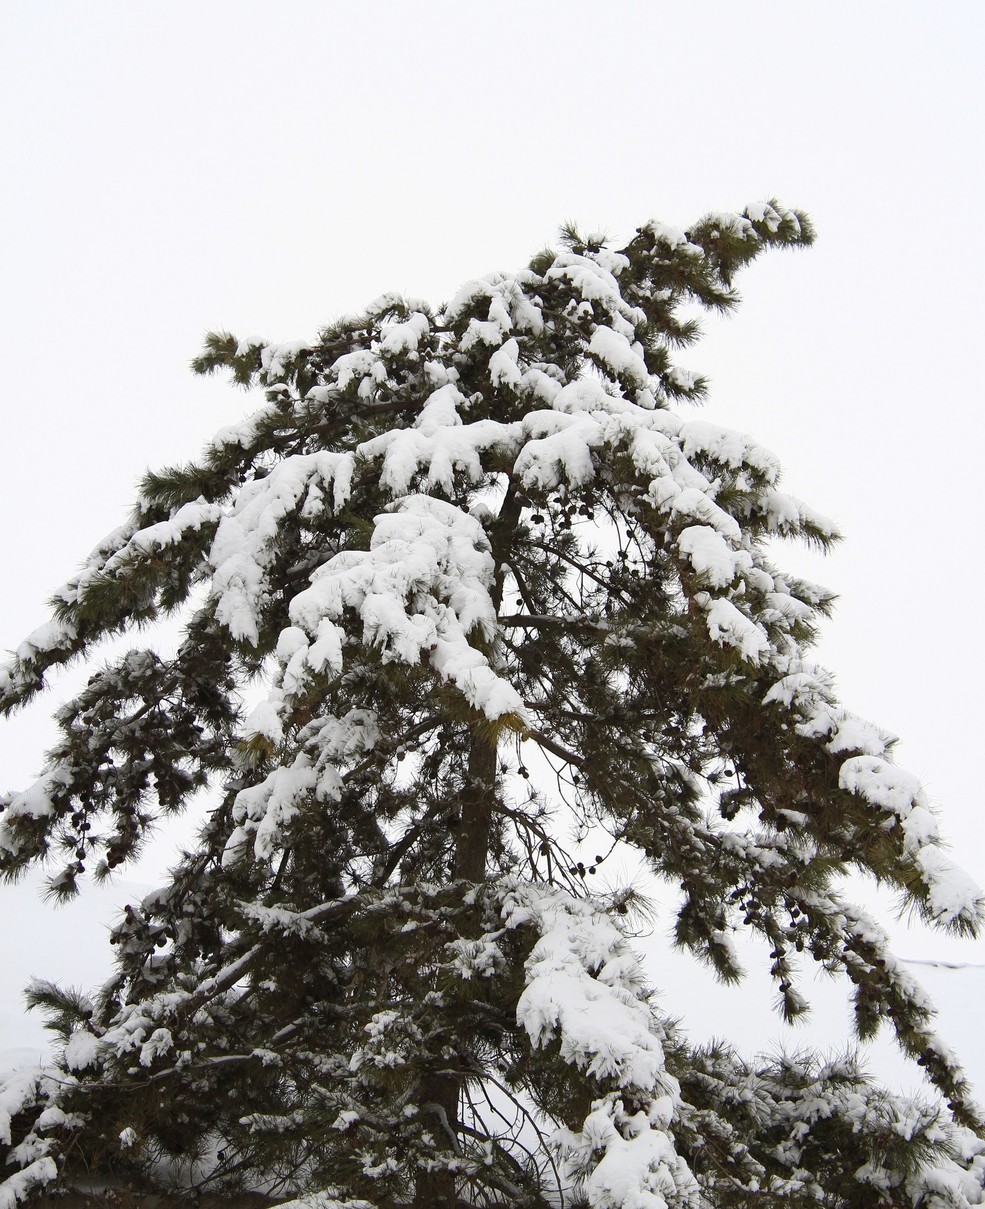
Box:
[1, 201, 981, 1209]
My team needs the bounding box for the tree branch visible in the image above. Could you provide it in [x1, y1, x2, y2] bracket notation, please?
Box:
[523, 729, 585, 769]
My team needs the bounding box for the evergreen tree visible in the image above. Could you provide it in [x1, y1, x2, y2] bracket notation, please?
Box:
[2, 202, 983, 1209]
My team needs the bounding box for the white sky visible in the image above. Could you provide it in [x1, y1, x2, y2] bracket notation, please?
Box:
[2, 1, 984, 1086]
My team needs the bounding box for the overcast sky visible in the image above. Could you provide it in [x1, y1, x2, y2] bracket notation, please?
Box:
[2, 1, 984, 1071]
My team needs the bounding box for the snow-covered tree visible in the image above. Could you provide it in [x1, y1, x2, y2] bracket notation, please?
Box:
[2, 202, 984, 1209]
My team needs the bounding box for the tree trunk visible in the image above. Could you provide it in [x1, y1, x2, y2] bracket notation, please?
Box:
[453, 735, 498, 882]
[451, 481, 517, 883]
[411, 1068, 462, 1208]
[411, 735, 497, 1208]
[413, 487, 515, 1205]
